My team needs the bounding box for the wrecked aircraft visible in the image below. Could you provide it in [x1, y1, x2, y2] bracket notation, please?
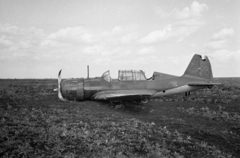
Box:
[57, 54, 221, 101]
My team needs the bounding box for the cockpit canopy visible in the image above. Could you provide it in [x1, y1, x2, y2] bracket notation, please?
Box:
[101, 70, 147, 82]
[118, 70, 146, 81]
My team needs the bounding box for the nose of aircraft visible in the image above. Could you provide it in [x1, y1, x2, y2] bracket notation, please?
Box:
[58, 70, 85, 101]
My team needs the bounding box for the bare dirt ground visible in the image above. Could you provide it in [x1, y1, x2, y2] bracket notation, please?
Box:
[0, 79, 240, 157]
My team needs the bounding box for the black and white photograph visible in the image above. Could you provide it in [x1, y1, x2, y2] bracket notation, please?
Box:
[0, 0, 239, 157]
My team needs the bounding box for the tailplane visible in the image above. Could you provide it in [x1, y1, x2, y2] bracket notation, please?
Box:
[183, 54, 213, 80]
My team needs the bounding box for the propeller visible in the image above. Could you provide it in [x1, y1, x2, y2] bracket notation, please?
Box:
[58, 69, 68, 101]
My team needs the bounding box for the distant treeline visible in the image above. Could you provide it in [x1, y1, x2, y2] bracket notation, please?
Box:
[213, 77, 240, 87]
[0, 79, 58, 91]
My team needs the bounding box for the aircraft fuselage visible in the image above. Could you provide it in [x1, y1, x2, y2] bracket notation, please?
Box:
[58, 54, 221, 101]
[60, 75, 207, 101]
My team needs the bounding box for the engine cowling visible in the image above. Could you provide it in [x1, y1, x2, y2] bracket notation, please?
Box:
[61, 78, 84, 101]
[58, 69, 85, 101]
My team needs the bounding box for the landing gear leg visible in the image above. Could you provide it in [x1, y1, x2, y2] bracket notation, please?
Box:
[185, 91, 190, 97]
[184, 91, 191, 100]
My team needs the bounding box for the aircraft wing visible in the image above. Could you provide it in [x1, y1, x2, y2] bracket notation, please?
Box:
[92, 89, 157, 101]
[187, 82, 222, 86]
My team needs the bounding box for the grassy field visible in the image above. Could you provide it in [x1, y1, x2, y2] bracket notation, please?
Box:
[0, 78, 240, 157]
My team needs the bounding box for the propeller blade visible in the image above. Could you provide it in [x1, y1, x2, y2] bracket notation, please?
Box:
[58, 69, 68, 101]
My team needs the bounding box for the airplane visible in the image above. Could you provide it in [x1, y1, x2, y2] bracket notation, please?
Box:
[57, 54, 221, 102]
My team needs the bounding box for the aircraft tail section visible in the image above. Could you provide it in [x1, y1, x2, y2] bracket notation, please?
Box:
[183, 54, 213, 80]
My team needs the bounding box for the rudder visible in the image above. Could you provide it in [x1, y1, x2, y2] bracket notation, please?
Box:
[183, 54, 213, 80]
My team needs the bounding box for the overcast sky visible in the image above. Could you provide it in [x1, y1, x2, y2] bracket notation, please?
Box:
[0, 0, 239, 78]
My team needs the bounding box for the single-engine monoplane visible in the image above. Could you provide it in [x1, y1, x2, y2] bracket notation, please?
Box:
[58, 54, 221, 101]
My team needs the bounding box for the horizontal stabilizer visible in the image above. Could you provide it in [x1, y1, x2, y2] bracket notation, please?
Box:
[187, 82, 222, 86]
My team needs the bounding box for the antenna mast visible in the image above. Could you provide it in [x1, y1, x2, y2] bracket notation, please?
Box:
[87, 65, 89, 79]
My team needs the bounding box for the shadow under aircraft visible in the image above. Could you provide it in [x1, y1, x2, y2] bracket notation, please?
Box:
[57, 54, 221, 102]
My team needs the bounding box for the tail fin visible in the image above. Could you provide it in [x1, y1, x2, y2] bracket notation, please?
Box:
[183, 54, 213, 80]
